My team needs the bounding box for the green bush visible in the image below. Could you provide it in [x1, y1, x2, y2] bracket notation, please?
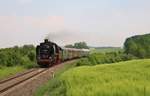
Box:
[28, 51, 36, 61]
[0, 45, 36, 68]
[76, 51, 136, 66]
[76, 58, 92, 66]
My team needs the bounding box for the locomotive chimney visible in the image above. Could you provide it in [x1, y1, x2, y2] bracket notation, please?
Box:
[44, 39, 49, 43]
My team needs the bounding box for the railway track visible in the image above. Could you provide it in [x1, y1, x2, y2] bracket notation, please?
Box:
[0, 60, 78, 96]
[0, 68, 48, 94]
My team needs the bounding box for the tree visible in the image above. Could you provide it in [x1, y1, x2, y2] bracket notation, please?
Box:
[74, 42, 89, 49]
[124, 33, 150, 58]
[65, 42, 89, 49]
[65, 44, 74, 48]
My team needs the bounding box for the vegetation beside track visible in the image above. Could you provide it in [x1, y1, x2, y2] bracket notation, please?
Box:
[0, 45, 37, 68]
[0, 66, 26, 80]
[0, 45, 37, 80]
[34, 60, 78, 96]
[44, 59, 150, 96]
[76, 51, 137, 66]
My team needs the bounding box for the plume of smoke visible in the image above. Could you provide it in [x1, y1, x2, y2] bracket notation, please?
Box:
[45, 29, 84, 46]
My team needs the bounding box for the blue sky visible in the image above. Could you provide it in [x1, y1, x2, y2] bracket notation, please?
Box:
[0, 0, 150, 48]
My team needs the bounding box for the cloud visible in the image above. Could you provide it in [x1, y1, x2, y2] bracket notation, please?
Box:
[31, 16, 64, 32]
[0, 16, 64, 48]
[0, 16, 64, 33]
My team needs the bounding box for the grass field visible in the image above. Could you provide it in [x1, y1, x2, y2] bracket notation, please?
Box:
[0, 66, 26, 80]
[90, 47, 123, 54]
[49, 59, 150, 96]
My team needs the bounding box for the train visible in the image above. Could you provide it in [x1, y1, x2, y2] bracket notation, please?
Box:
[36, 39, 89, 67]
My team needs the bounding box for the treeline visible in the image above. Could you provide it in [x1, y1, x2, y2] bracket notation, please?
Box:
[77, 33, 150, 66]
[124, 33, 150, 58]
[0, 33, 149, 68]
[65, 42, 89, 49]
[76, 51, 136, 66]
[0, 45, 36, 68]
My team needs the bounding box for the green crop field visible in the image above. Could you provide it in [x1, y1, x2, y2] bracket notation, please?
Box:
[53, 59, 150, 96]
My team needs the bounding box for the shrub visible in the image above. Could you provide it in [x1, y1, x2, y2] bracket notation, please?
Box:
[0, 45, 36, 68]
[76, 51, 136, 66]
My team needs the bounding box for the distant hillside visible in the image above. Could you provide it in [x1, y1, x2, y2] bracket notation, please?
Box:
[124, 33, 150, 58]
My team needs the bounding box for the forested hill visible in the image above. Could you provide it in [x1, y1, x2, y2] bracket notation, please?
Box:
[124, 33, 150, 58]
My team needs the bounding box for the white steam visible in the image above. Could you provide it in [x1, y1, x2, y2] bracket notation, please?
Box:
[45, 29, 87, 46]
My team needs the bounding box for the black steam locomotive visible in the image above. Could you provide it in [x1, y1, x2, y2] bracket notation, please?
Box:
[36, 39, 89, 67]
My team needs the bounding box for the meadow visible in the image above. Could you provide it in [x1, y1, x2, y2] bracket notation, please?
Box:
[0, 66, 26, 80]
[90, 47, 123, 54]
[41, 59, 150, 96]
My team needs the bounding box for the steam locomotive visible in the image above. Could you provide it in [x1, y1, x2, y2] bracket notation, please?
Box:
[36, 39, 89, 67]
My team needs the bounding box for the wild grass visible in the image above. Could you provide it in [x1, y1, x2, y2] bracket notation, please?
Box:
[0, 66, 26, 80]
[56, 59, 150, 96]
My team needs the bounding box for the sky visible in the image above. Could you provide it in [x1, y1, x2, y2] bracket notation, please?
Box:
[0, 0, 150, 48]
